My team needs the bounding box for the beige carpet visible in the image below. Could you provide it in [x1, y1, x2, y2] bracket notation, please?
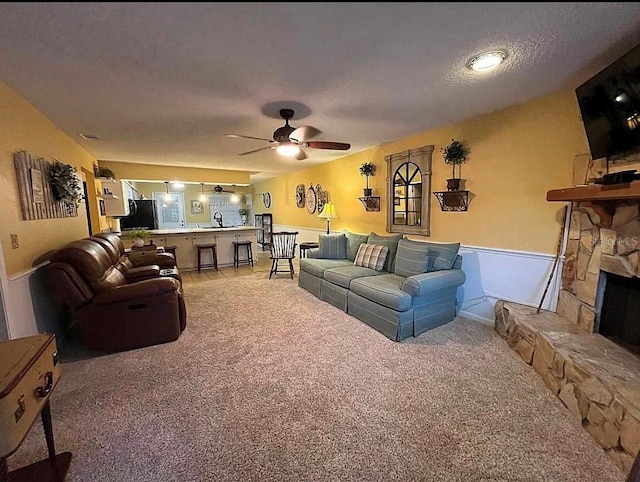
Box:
[8, 274, 625, 481]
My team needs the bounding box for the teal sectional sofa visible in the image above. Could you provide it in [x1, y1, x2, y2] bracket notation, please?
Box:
[298, 231, 466, 341]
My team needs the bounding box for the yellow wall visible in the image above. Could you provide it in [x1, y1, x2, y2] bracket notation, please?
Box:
[99, 160, 251, 185]
[0, 80, 107, 276]
[253, 89, 588, 254]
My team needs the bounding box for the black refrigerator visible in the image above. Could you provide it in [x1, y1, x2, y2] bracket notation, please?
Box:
[119, 200, 159, 230]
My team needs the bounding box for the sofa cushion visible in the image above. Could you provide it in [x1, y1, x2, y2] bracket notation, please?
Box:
[324, 265, 383, 289]
[394, 238, 430, 277]
[343, 230, 369, 261]
[299, 258, 353, 278]
[350, 274, 412, 312]
[354, 243, 388, 271]
[423, 240, 461, 271]
[318, 233, 347, 259]
[367, 233, 403, 273]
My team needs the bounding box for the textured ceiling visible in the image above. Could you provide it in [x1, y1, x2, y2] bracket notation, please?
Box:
[1, 3, 640, 182]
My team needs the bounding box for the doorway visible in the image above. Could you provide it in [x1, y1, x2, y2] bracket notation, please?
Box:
[152, 192, 186, 229]
[83, 181, 92, 235]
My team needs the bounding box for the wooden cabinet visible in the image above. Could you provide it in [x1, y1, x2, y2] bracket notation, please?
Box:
[102, 179, 135, 217]
[255, 213, 272, 250]
[214, 233, 235, 267]
[165, 234, 195, 269]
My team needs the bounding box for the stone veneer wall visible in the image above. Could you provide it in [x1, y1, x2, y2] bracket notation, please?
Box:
[557, 200, 640, 331]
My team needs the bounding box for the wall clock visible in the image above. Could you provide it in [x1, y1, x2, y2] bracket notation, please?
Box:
[306, 186, 317, 214]
[263, 192, 271, 208]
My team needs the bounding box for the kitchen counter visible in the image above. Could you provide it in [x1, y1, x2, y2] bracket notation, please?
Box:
[119, 227, 259, 270]
[120, 226, 259, 236]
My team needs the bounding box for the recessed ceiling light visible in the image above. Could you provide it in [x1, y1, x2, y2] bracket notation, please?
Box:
[79, 133, 100, 140]
[171, 182, 185, 189]
[467, 51, 507, 72]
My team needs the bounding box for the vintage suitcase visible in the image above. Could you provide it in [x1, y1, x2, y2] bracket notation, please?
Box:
[0, 334, 60, 458]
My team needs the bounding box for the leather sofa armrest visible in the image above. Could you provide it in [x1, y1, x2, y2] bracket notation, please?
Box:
[125, 265, 161, 282]
[127, 252, 176, 268]
[93, 277, 180, 305]
[400, 269, 466, 296]
[307, 248, 321, 259]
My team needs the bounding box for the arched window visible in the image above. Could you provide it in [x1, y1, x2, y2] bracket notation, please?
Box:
[385, 145, 433, 236]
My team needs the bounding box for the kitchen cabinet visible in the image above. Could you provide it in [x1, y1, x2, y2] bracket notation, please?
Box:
[165, 234, 195, 270]
[214, 232, 235, 267]
[102, 179, 135, 217]
[255, 213, 272, 250]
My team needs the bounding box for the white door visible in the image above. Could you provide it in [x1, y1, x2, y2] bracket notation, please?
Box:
[153, 192, 186, 229]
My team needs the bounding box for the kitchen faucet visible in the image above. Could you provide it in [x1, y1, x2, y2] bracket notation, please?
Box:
[213, 211, 223, 227]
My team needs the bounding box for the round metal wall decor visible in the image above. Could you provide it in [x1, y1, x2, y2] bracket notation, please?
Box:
[295, 184, 305, 208]
[306, 186, 317, 214]
[263, 192, 271, 208]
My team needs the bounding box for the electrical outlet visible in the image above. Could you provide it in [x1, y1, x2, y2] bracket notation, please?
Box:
[10, 234, 19, 249]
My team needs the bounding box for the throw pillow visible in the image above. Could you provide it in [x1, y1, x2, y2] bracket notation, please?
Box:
[318, 233, 347, 259]
[424, 240, 461, 271]
[343, 230, 369, 261]
[394, 238, 430, 277]
[354, 243, 389, 271]
[367, 232, 403, 272]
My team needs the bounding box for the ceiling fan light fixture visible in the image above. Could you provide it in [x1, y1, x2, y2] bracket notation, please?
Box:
[467, 50, 507, 72]
[276, 143, 302, 157]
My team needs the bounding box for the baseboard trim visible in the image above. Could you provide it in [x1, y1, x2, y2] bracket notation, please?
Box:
[458, 310, 494, 326]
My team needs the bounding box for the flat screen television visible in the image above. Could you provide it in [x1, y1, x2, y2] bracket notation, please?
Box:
[575, 42, 640, 161]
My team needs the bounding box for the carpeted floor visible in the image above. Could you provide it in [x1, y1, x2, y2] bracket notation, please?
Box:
[8, 274, 625, 481]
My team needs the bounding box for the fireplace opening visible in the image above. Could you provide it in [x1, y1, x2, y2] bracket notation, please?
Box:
[598, 272, 640, 356]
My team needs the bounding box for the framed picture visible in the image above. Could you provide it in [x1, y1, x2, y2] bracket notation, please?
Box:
[191, 200, 204, 214]
[99, 199, 106, 216]
[30, 168, 44, 203]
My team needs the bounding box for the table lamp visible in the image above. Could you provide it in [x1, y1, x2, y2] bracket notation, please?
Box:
[318, 202, 337, 234]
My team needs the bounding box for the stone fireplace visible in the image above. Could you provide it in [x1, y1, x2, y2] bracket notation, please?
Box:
[495, 192, 640, 476]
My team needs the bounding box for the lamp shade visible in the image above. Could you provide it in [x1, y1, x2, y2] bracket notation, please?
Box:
[318, 202, 337, 219]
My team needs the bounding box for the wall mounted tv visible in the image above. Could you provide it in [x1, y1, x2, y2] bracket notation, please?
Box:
[575, 42, 640, 161]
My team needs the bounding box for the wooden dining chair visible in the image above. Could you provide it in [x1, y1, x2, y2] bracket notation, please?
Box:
[269, 231, 298, 279]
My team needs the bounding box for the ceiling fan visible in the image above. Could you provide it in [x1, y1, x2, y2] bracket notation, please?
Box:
[225, 108, 351, 160]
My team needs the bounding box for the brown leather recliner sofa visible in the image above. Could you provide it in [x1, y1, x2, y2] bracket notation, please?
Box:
[43, 236, 187, 352]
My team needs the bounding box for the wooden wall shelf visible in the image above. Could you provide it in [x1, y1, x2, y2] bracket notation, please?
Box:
[546, 181, 640, 202]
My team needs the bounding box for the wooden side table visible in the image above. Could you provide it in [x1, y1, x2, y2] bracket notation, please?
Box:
[299, 242, 319, 259]
[0, 334, 71, 482]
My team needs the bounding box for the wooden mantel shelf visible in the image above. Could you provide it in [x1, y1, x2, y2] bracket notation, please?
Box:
[547, 181, 640, 202]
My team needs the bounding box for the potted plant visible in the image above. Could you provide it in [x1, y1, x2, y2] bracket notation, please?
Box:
[97, 166, 116, 179]
[441, 139, 470, 191]
[129, 228, 150, 248]
[49, 160, 84, 204]
[359, 162, 377, 197]
[238, 208, 249, 225]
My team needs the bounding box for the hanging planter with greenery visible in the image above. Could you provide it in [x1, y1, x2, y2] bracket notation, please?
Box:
[359, 162, 377, 197]
[49, 160, 84, 204]
[441, 139, 470, 191]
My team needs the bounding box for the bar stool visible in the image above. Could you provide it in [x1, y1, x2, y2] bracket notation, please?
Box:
[196, 243, 218, 272]
[233, 240, 254, 268]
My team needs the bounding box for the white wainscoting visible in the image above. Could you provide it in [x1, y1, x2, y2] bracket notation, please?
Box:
[274, 224, 564, 325]
[4, 268, 38, 339]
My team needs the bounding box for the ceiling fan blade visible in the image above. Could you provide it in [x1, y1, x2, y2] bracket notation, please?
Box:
[294, 149, 307, 161]
[306, 141, 351, 151]
[290, 125, 322, 143]
[225, 134, 274, 142]
[238, 146, 274, 156]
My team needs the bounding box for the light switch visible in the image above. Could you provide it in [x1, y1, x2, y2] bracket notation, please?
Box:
[10, 234, 19, 249]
